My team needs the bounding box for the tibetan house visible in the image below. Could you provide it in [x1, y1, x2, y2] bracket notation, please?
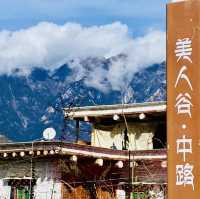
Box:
[0, 102, 167, 199]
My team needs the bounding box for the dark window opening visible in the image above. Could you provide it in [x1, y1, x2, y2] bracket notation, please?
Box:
[153, 122, 166, 149]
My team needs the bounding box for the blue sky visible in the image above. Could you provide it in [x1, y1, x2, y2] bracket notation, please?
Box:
[0, 0, 167, 90]
[0, 0, 169, 35]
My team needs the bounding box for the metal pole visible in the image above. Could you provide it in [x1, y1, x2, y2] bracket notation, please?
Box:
[128, 150, 131, 199]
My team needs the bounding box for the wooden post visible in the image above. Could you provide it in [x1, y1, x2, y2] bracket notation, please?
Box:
[76, 120, 80, 143]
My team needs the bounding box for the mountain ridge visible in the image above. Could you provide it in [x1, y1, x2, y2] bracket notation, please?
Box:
[0, 57, 166, 141]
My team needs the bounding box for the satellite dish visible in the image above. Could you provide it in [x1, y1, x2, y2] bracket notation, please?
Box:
[43, 128, 56, 140]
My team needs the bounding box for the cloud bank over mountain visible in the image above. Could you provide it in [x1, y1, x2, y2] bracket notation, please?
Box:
[0, 22, 165, 91]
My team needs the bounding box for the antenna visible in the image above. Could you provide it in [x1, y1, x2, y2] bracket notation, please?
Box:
[43, 127, 56, 140]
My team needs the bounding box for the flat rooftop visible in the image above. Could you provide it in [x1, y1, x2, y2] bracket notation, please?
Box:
[0, 141, 166, 161]
[64, 101, 166, 121]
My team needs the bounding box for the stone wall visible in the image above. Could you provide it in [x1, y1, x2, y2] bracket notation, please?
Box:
[0, 158, 61, 199]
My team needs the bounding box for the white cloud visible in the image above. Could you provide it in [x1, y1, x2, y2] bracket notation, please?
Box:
[0, 21, 165, 91]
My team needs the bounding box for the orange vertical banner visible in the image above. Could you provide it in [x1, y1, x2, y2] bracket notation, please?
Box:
[167, 0, 200, 198]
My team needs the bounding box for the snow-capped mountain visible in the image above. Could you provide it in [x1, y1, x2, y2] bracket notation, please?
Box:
[0, 56, 166, 141]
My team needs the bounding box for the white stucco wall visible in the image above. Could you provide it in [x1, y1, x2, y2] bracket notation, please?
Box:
[0, 178, 61, 199]
[116, 189, 126, 199]
[91, 122, 156, 150]
[34, 161, 62, 199]
[34, 178, 61, 199]
[0, 179, 11, 199]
